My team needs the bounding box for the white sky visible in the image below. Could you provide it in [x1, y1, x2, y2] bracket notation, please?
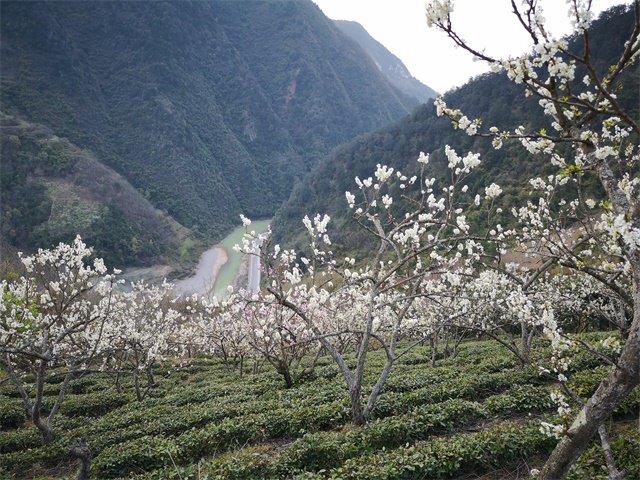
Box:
[312, 0, 629, 94]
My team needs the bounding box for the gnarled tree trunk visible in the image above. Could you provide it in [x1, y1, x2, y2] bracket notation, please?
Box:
[540, 271, 639, 479]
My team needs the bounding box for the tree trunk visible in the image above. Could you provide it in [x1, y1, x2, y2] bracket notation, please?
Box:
[146, 364, 156, 388]
[114, 371, 122, 394]
[597, 424, 624, 480]
[350, 386, 366, 425]
[521, 320, 531, 366]
[540, 277, 639, 479]
[34, 417, 53, 444]
[133, 370, 142, 402]
[69, 436, 92, 480]
[430, 335, 438, 367]
[277, 362, 294, 389]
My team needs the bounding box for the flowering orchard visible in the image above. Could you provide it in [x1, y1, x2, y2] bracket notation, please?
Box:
[423, 1, 639, 478]
[233, 0, 638, 476]
[1, 1, 637, 477]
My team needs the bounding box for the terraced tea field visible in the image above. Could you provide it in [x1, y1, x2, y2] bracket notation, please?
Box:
[1, 338, 637, 479]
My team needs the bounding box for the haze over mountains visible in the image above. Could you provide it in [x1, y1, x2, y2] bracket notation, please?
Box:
[0, 0, 421, 267]
[334, 20, 438, 103]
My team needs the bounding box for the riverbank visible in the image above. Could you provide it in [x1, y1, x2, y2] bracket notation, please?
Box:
[118, 219, 271, 298]
[174, 247, 229, 297]
[212, 219, 271, 298]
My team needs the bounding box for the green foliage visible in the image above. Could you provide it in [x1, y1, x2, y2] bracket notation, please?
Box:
[566, 427, 640, 480]
[483, 384, 554, 416]
[56, 391, 131, 418]
[0, 0, 413, 262]
[0, 339, 635, 479]
[330, 420, 555, 479]
[205, 446, 279, 480]
[0, 397, 25, 430]
[92, 436, 179, 478]
[0, 427, 40, 455]
[0, 118, 176, 266]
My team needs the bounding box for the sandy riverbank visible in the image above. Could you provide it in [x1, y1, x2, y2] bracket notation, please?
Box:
[174, 247, 229, 297]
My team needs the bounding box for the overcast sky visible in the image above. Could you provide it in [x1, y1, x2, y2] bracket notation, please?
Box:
[312, 0, 629, 94]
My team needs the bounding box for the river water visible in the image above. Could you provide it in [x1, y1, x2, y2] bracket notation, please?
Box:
[176, 219, 271, 298]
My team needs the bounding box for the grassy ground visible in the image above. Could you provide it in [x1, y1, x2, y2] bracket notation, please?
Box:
[0, 337, 637, 479]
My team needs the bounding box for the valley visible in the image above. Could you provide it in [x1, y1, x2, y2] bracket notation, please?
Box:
[175, 219, 271, 298]
[0, 2, 638, 480]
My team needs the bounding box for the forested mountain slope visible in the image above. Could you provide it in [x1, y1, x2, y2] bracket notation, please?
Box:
[0, 0, 415, 265]
[273, 5, 639, 251]
[334, 20, 438, 103]
[0, 114, 185, 267]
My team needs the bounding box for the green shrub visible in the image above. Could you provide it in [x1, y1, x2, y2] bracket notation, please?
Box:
[205, 446, 278, 480]
[176, 415, 264, 460]
[566, 428, 640, 480]
[0, 427, 40, 454]
[616, 385, 640, 417]
[280, 431, 358, 472]
[0, 398, 25, 429]
[59, 391, 130, 417]
[0, 441, 67, 472]
[92, 435, 179, 478]
[331, 420, 555, 479]
[484, 385, 553, 416]
[287, 400, 350, 433]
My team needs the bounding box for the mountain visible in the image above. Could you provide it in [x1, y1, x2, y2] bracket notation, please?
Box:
[334, 20, 438, 103]
[0, 0, 416, 266]
[273, 5, 639, 252]
[0, 113, 189, 267]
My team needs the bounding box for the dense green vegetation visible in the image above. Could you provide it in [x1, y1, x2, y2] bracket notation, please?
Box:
[0, 0, 415, 263]
[0, 337, 637, 479]
[0, 114, 181, 267]
[274, 5, 639, 251]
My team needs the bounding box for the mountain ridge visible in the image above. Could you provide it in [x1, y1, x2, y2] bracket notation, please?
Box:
[0, 0, 417, 266]
[272, 5, 638, 251]
[333, 19, 438, 103]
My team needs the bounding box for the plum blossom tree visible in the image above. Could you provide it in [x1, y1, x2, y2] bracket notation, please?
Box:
[235, 293, 320, 387]
[425, 1, 639, 477]
[0, 236, 118, 442]
[238, 144, 494, 424]
[178, 293, 253, 373]
[452, 267, 543, 366]
[104, 280, 179, 400]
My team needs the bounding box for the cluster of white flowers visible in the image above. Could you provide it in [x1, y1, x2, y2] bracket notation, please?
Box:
[425, 0, 453, 28]
[484, 183, 502, 199]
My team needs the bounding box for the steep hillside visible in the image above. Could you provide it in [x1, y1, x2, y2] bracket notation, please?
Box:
[0, 113, 184, 267]
[273, 5, 638, 251]
[0, 0, 415, 263]
[334, 20, 438, 103]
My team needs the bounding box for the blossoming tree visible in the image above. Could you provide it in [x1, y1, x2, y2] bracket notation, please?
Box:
[104, 280, 179, 400]
[425, 1, 639, 477]
[0, 236, 117, 442]
[238, 144, 494, 424]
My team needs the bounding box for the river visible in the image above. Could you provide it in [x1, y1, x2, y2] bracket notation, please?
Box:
[175, 219, 271, 298]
